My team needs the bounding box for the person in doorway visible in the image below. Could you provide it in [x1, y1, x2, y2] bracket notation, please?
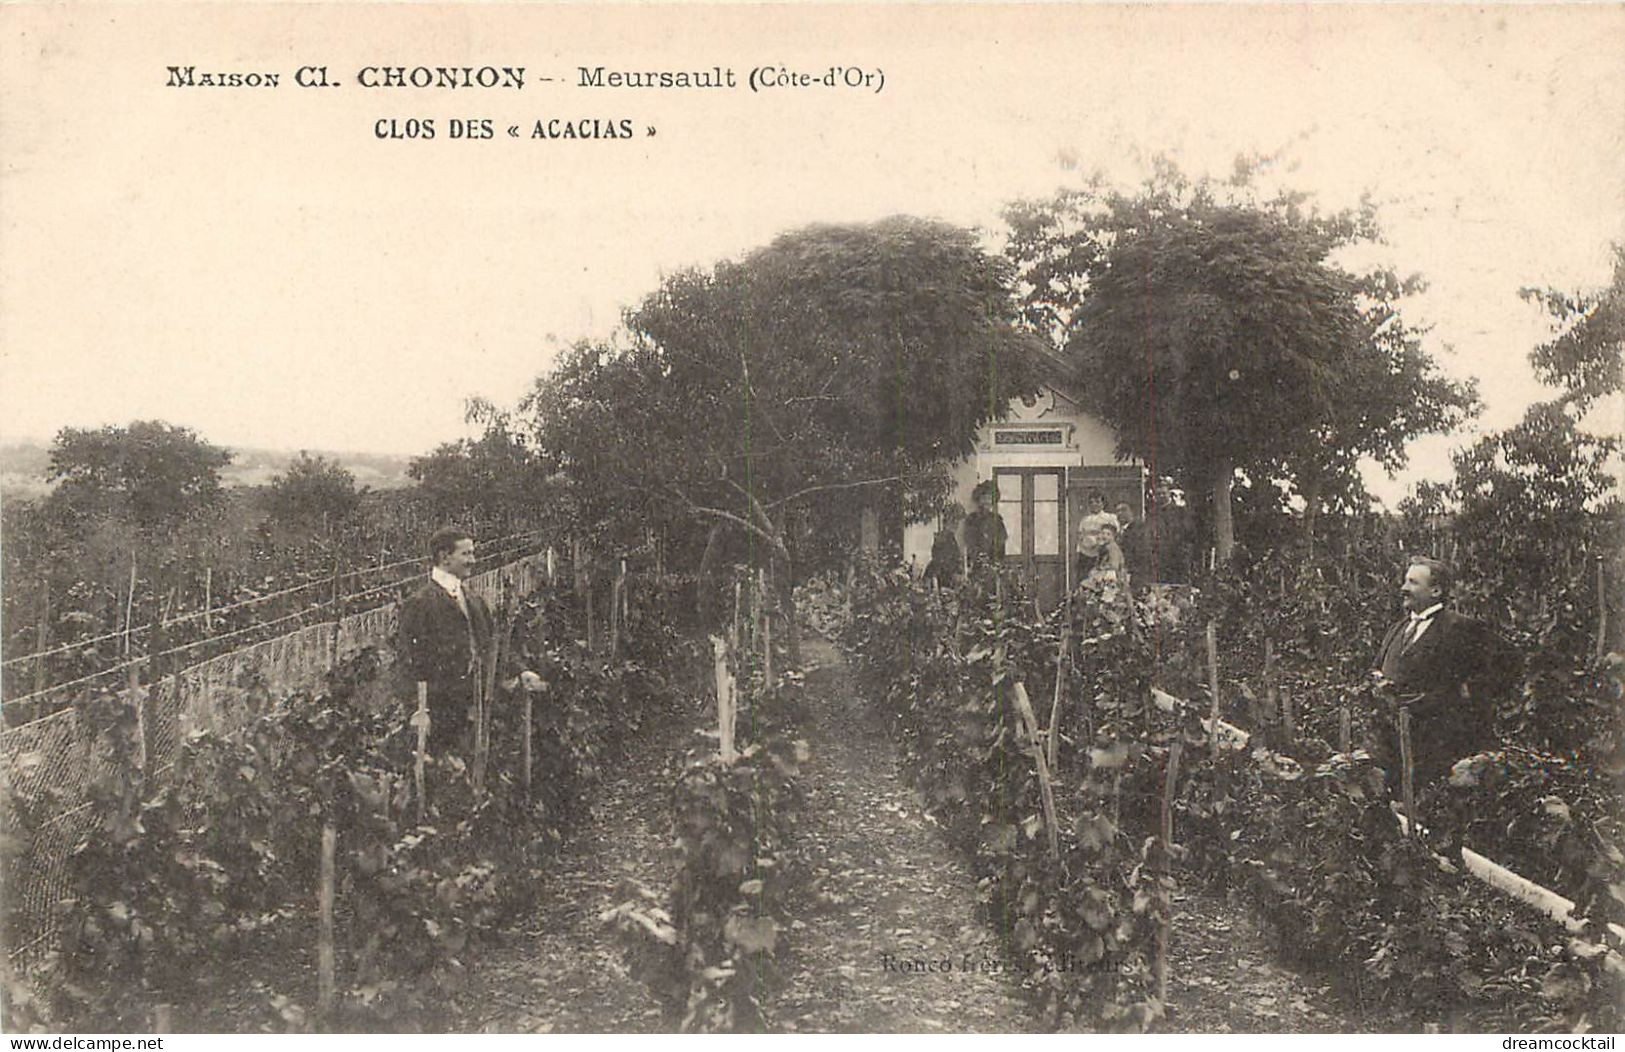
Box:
[923, 503, 966, 588]
[1074, 519, 1126, 589]
[962, 480, 1006, 573]
[1115, 501, 1149, 584]
[1079, 489, 1117, 536]
[397, 526, 494, 755]
[1145, 482, 1193, 584]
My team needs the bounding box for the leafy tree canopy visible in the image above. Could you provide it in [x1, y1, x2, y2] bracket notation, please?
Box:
[1004, 157, 1477, 557]
[45, 420, 233, 530]
[264, 452, 364, 537]
[407, 399, 555, 532]
[1521, 242, 1624, 416]
[525, 216, 1043, 578]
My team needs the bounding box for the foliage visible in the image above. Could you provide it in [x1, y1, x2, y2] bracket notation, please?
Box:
[523, 217, 1044, 599]
[1182, 747, 1624, 1032]
[44, 420, 234, 532]
[1521, 242, 1625, 415]
[610, 731, 804, 1032]
[1003, 159, 1477, 558]
[264, 453, 365, 540]
[835, 564, 1192, 1030]
[1446, 403, 1620, 620]
[16, 570, 697, 1031]
[608, 579, 806, 1033]
[836, 556, 1625, 1032]
[407, 400, 559, 534]
[0, 483, 526, 719]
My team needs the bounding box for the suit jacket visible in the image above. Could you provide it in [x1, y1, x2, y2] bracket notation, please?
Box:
[1119, 521, 1151, 581]
[397, 579, 495, 695]
[962, 510, 1006, 568]
[1375, 608, 1497, 717]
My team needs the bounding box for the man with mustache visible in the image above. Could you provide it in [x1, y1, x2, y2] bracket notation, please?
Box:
[1370, 556, 1505, 799]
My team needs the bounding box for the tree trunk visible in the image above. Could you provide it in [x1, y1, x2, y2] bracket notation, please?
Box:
[1211, 461, 1235, 565]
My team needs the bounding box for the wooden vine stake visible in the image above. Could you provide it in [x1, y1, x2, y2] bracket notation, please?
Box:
[414, 681, 428, 824]
[1047, 631, 1067, 771]
[1338, 702, 1352, 755]
[1597, 557, 1609, 664]
[584, 574, 596, 655]
[122, 557, 138, 656]
[32, 582, 49, 697]
[522, 688, 534, 802]
[1157, 740, 1183, 1004]
[474, 602, 510, 796]
[609, 563, 624, 659]
[1263, 637, 1279, 727]
[1280, 686, 1296, 747]
[732, 580, 743, 656]
[317, 822, 336, 1018]
[1204, 621, 1221, 762]
[328, 552, 342, 665]
[1010, 683, 1061, 865]
[762, 588, 774, 689]
[619, 559, 629, 643]
[128, 661, 151, 775]
[756, 567, 768, 657]
[1398, 706, 1418, 838]
[712, 635, 736, 762]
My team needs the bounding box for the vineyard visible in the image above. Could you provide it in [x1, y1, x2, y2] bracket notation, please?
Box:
[2, 525, 1620, 1032]
[1, 206, 1621, 1034]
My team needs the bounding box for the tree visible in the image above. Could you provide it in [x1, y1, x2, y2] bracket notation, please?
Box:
[1424, 248, 1625, 654]
[1004, 161, 1477, 561]
[45, 420, 233, 531]
[1521, 242, 1624, 416]
[525, 216, 1042, 636]
[1448, 402, 1617, 592]
[407, 400, 554, 532]
[264, 452, 364, 541]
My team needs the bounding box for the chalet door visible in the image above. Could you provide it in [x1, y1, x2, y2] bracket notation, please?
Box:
[995, 468, 1067, 611]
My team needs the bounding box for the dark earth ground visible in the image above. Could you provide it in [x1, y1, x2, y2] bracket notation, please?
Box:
[449, 634, 1382, 1033]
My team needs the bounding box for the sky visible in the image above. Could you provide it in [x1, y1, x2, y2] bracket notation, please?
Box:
[2, 3, 1622, 507]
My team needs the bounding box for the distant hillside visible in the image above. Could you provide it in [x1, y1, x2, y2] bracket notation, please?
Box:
[0, 442, 418, 499]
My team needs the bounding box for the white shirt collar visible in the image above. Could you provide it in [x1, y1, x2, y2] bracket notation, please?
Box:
[431, 566, 463, 597]
[1409, 602, 1444, 622]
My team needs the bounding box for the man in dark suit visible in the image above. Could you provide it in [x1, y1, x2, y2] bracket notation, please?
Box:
[1371, 556, 1502, 795]
[1114, 501, 1150, 584]
[397, 527, 494, 755]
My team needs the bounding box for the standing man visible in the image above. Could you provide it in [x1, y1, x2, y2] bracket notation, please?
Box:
[397, 527, 494, 755]
[923, 502, 966, 588]
[1114, 501, 1150, 584]
[1370, 556, 1502, 797]
[961, 480, 1006, 574]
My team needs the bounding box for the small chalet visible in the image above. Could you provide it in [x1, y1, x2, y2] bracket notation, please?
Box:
[890, 367, 1145, 611]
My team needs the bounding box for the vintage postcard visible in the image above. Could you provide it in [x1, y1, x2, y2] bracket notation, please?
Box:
[2, 2, 1622, 1041]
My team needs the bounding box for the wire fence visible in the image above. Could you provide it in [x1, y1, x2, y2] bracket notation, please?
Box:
[0, 530, 548, 727]
[0, 544, 552, 977]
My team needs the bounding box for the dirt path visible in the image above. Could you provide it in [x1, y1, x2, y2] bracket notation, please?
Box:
[1163, 884, 1375, 1032]
[448, 709, 695, 1033]
[451, 634, 1374, 1034]
[774, 637, 1036, 1032]
[787, 633, 1375, 1034]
